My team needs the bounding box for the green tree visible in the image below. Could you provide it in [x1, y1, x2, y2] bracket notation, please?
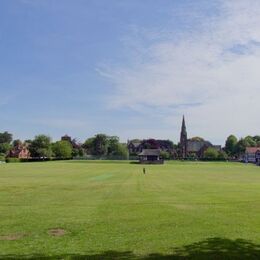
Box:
[72, 147, 84, 157]
[225, 135, 238, 156]
[107, 136, 120, 155]
[160, 151, 170, 160]
[83, 134, 128, 158]
[244, 136, 256, 147]
[83, 137, 95, 154]
[52, 141, 72, 159]
[236, 138, 247, 155]
[204, 147, 218, 160]
[12, 139, 22, 147]
[218, 150, 228, 160]
[0, 143, 11, 154]
[111, 143, 129, 159]
[253, 136, 260, 147]
[0, 153, 6, 161]
[0, 131, 12, 144]
[93, 134, 108, 155]
[190, 136, 204, 142]
[84, 134, 109, 156]
[0, 131, 13, 155]
[29, 135, 52, 158]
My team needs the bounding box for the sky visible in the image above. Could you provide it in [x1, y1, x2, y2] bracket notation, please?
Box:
[0, 0, 259, 145]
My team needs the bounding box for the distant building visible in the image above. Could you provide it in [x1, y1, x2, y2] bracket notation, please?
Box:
[139, 149, 164, 164]
[180, 116, 188, 158]
[127, 140, 143, 155]
[128, 139, 174, 156]
[245, 147, 260, 163]
[8, 145, 30, 159]
[61, 134, 72, 143]
[61, 135, 81, 149]
[179, 116, 221, 159]
[256, 151, 260, 166]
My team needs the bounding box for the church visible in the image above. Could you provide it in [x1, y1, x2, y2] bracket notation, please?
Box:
[179, 116, 221, 159]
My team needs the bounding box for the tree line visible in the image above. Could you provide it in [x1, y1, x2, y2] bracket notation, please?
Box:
[225, 135, 260, 158]
[0, 131, 259, 161]
[0, 132, 129, 161]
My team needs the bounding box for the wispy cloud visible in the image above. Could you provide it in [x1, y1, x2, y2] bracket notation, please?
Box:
[99, 0, 260, 141]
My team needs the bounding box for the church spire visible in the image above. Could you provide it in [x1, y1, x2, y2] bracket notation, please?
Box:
[180, 115, 188, 159]
[181, 115, 186, 133]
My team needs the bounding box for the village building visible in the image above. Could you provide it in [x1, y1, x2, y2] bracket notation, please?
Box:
[244, 147, 260, 164]
[8, 145, 30, 159]
[127, 139, 143, 155]
[256, 150, 260, 166]
[128, 139, 174, 156]
[61, 134, 72, 143]
[139, 149, 164, 164]
[179, 116, 221, 159]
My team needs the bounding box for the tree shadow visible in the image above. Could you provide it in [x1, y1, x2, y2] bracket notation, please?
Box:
[129, 161, 140, 164]
[1, 237, 260, 259]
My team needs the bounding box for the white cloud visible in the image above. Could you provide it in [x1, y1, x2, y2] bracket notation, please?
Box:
[99, 0, 260, 143]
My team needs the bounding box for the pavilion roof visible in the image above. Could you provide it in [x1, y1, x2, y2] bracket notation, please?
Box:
[139, 149, 160, 156]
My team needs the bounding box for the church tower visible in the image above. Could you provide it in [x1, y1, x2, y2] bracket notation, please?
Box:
[180, 115, 188, 159]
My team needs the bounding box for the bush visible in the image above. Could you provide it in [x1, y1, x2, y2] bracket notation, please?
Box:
[0, 153, 6, 161]
[6, 158, 21, 163]
[218, 150, 228, 160]
[160, 151, 170, 160]
[203, 147, 219, 160]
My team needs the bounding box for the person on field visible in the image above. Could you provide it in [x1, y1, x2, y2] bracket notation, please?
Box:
[143, 168, 146, 174]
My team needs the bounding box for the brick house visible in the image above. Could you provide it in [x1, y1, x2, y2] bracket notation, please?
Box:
[8, 145, 30, 159]
[244, 147, 260, 164]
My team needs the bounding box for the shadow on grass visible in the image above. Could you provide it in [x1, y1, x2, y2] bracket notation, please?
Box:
[1, 237, 260, 259]
[129, 161, 140, 164]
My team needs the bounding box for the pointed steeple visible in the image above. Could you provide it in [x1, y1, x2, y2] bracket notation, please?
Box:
[181, 115, 186, 133]
[180, 115, 188, 159]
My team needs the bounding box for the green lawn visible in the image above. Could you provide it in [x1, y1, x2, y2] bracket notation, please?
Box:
[0, 161, 259, 259]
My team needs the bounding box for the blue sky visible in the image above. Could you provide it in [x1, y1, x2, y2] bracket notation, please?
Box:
[1, 0, 260, 144]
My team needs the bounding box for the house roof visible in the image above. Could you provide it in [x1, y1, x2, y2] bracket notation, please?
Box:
[245, 147, 260, 154]
[128, 140, 142, 148]
[9, 146, 30, 157]
[139, 149, 160, 156]
[132, 142, 141, 147]
[187, 140, 212, 152]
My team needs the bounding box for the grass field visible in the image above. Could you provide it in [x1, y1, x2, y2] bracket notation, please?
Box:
[0, 161, 260, 259]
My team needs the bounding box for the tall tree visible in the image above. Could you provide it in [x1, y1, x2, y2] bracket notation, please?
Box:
[83, 134, 128, 158]
[0, 131, 13, 155]
[0, 131, 12, 144]
[236, 138, 247, 155]
[244, 136, 256, 147]
[107, 136, 120, 155]
[92, 134, 108, 155]
[29, 135, 52, 158]
[0, 143, 11, 154]
[83, 137, 95, 154]
[225, 135, 238, 156]
[52, 141, 72, 159]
